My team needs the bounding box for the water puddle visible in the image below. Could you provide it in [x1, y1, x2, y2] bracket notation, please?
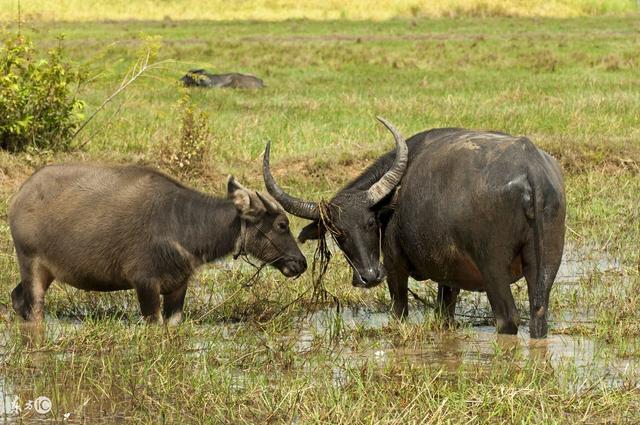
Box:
[0, 245, 634, 422]
[556, 244, 622, 282]
[304, 306, 638, 389]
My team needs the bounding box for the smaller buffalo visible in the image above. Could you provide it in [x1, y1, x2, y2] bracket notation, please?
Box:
[9, 165, 306, 324]
[180, 69, 264, 89]
[264, 117, 566, 338]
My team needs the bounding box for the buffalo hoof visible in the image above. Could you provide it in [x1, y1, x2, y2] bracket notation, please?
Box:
[165, 311, 183, 326]
[529, 319, 548, 339]
[496, 318, 519, 335]
[11, 283, 31, 321]
[142, 312, 164, 325]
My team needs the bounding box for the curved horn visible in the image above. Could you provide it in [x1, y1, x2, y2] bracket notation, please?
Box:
[366, 116, 409, 205]
[263, 141, 320, 220]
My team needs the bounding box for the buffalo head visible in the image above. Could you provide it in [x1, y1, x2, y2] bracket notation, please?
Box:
[262, 117, 408, 287]
[228, 177, 307, 277]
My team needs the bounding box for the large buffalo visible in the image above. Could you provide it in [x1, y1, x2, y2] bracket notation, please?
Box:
[263, 117, 565, 338]
[9, 165, 307, 324]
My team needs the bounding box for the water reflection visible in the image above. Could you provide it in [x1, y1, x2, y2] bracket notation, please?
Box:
[306, 307, 638, 389]
[0, 246, 634, 422]
[556, 244, 621, 282]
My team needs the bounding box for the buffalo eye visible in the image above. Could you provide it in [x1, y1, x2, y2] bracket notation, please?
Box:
[276, 221, 289, 232]
[366, 216, 376, 230]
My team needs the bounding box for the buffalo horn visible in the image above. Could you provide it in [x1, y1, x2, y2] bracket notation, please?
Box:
[366, 117, 409, 205]
[263, 142, 320, 220]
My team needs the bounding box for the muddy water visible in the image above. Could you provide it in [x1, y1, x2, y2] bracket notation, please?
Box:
[303, 306, 637, 389]
[0, 246, 635, 422]
[297, 244, 633, 387]
[555, 244, 622, 282]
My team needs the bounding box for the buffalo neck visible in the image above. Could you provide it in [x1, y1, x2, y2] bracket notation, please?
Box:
[161, 186, 240, 263]
[344, 151, 398, 191]
[344, 132, 432, 192]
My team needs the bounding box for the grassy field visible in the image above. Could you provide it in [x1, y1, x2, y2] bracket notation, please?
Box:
[1, 0, 638, 21]
[0, 12, 639, 424]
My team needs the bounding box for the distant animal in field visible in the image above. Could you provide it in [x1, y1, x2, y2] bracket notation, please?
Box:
[9, 165, 306, 324]
[180, 69, 264, 89]
[264, 117, 566, 338]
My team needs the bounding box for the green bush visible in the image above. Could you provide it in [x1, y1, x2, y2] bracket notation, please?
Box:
[0, 33, 85, 152]
[158, 97, 212, 179]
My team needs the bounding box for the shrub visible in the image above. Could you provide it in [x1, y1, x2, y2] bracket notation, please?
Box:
[158, 98, 212, 179]
[0, 33, 85, 152]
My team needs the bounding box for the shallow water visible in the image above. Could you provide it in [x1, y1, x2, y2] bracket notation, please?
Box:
[0, 246, 635, 422]
[293, 244, 632, 388]
[0, 307, 636, 423]
[556, 244, 622, 282]
[303, 306, 637, 389]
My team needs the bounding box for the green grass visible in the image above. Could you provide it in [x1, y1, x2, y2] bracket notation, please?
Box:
[0, 15, 639, 424]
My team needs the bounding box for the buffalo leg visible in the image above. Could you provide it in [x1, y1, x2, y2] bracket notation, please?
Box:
[436, 283, 459, 325]
[522, 242, 559, 339]
[11, 282, 31, 321]
[136, 284, 162, 324]
[162, 284, 188, 326]
[12, 255, 53, 322]
[385, 258, 409, 319]
[481, 267, 520, 335]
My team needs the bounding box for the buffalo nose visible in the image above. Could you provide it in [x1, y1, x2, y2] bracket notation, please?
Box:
[298, 257, 308, 273]
[288, 256, 307, 275]
[360, 267, 383, 285]
[281, 256, 307, 277]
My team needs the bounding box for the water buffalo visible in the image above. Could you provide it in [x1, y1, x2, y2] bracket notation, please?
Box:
[180, 69, 264, 89]
[9, 164, 307, 324]
[263, 117, 565, 338]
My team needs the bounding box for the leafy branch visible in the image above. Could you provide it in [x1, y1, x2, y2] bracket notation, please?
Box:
[73, 48, 172, 148]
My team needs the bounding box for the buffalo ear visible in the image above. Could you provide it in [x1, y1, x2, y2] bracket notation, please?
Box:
[371, 185, 401, 210]
[227, 176, 265, 222]
[298, 221, 326, 243]
[374, 186, 400, 226]
[255, 191, 281, 215]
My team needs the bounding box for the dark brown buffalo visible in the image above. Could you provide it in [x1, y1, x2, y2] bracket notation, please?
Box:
[8, 164, 306, 324]
[264, 117, 566, 338]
